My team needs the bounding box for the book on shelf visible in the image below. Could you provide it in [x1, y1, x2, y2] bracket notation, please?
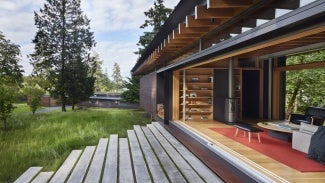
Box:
[191, 77, 199, 82]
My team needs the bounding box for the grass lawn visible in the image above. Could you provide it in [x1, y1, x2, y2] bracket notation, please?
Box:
[0, 104, 150, 182]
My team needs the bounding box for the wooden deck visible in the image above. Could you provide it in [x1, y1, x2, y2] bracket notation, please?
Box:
[14, 122, 223, 183]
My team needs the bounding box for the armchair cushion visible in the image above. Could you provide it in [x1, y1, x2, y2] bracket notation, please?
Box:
[290, 107, 325, 126]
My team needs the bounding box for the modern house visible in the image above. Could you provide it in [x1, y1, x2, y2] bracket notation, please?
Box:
[132, 0, 325, 182]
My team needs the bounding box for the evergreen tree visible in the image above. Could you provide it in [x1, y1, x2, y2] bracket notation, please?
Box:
[111, 62, 123, 93]
[92, 53, 112, 93]
[30, 0, 95, 112]
[121, 75, 140, 103]
[135, 0, 172, 55]
[0, 31, 23, 130]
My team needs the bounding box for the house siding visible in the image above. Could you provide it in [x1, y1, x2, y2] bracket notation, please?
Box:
[140, 71, 157, 118]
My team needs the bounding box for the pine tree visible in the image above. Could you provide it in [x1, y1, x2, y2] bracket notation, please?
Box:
[111, 62, 124, 93]
[121, 75, 140, 103]
[135, 0, 172, 55]
[30, 0, 95, 111]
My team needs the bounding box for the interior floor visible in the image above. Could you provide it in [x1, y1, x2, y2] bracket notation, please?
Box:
[175, 120, 325, 182]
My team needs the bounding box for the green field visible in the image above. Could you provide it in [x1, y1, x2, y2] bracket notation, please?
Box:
[0, 104, 150, 182]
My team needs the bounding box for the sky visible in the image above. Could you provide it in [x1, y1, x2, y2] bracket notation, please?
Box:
[0, 0, 315, 79]
[0, 0, 180, 79]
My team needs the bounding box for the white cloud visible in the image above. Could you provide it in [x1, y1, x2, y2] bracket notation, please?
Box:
[19, 43, 34, 75]
[94, 41, 139, 79]
[81, 0, 153, 32]
[0, 0, 180, 77]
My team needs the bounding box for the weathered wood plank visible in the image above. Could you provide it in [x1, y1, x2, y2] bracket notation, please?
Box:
[153, 122, 223, 183]
[134, 125, 169, 183]
[127, 130, 152, 183]
[119, 138, 134, 183]
[49, 150, 82, 183]
[148, 124, 205, 183]
[14, 167, 42, 183]
[84, 138, 108, 183]
[31, 172, 54, 183]
[142, 126, 186, 183]
[67, 146, 96, 183]
[102, 134, 118, 183]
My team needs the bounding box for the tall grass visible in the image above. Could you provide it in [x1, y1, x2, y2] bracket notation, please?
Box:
[0, 106, 150, 182]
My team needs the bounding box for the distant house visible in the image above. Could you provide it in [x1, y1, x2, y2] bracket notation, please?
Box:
[78, 94, 139, 108]
[27, 94, 58, 107]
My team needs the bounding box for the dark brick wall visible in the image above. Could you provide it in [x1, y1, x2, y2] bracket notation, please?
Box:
[140, 72, 157, 118]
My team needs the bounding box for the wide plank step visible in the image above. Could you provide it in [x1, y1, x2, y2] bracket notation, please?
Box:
[31, 172, 54, 183]
[142, 126, 186, 183]
[134, 125, 169, 183]
[84, 138, 108, 183]
[128, 130, 152, 183]
[119, 138, 134, 183]
[148, 124, 204, 183]
[49, 150, 82, 183]
[67, 146, 96, 183]
[102, 134, 118, 183]
[14, 167, 42, 183]
[153, 122, 223, 182]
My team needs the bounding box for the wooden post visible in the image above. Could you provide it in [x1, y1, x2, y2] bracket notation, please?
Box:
[164, 70, 172, 125]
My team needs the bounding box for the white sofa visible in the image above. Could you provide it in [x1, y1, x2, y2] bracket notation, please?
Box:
[292, 123, 319, 153]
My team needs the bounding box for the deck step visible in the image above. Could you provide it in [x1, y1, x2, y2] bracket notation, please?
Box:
[142, 126, 186, 183]
[102, 134, 118, 183]
[134, 125, 169, 183]
[14, 167, 42, 183]
[67, 146, 96, 183]
[148, 124, 204, 183]
[84, 138, 108, 183]
[153, 122, 223, 183]
[119, 138, 134, 183]
[14, 122, 221, 183]
[49, 150, 82, 183]
[127, 130, 151, 183]
[31, 172, 54, 183]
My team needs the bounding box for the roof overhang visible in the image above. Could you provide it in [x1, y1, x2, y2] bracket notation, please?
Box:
[156, 0, 325, 73]
[131, 0, 206, 74]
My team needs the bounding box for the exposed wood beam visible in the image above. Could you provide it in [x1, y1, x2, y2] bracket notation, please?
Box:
[268, 0, 300, 10]
[249, 8, 276, 20]
[178, 23, 211, 34]
[186, 15, 221, 28]
[195, 5, 235, 19]
[207, 0, 253, 8]
[172, 30, 202, 39]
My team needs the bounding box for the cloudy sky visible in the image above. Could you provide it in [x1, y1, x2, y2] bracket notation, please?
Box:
[0, 0, 180, 79]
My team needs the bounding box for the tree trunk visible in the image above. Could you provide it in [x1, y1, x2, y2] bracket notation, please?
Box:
[61, 93, 66, 112]
[72, 99, 75, 110]
[60, 0, 67, 113]
[4, 118, 8, 131]
[286, 78, 301, 118]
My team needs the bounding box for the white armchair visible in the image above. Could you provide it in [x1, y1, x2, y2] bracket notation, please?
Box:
[292, 123, 319, 153]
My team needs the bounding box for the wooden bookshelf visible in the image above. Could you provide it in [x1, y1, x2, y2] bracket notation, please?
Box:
[179, 68, 214, 122]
